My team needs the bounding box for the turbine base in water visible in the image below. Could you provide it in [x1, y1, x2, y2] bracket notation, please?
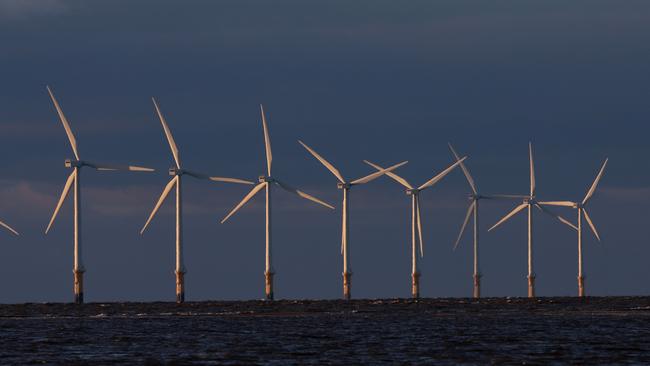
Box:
[176, 270, 185, 303]
[473, 273, 481, 298]
[343, 272, 352, 300]
[578, 275, 585, 297]
[265, 271, 274, 300]
[411, 272, 420, 299]
[73, 269, 84, 304]
[527, 274, 536, 298]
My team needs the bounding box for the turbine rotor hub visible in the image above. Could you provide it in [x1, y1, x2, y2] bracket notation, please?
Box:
[259, 175, 273, 183]
[169, 167, 183, 176]
[65, 159, 83, 168]
[337, 182, 350, 189]
[406, 188, 419, 195]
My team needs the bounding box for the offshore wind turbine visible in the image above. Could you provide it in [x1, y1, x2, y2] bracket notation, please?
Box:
[539, 158, 608, 297]
[365, 157, 467, 299]
[299, 140, 408, 300]
[140, 98, 254, 303]
[45, 86, 154, 304]
[221, 105, 335, 300]
[488, 142, 576, 298]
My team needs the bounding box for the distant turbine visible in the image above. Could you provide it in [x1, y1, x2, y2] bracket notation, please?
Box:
[299, 140, 408, 300]
[365, 157, 467, 299]
[448, 143, 526, 298]
[488, 142, 576, 298]
[140, 98, 254, 303]
[45, 86, 154, 304]
[539, 158, 608, 297]
[221, 105, 335, 300]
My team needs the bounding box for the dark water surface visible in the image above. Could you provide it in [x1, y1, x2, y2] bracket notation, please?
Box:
[1, 297, 649, 365]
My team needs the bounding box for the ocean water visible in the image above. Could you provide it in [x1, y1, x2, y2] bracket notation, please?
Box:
[1, 297, 649, 365]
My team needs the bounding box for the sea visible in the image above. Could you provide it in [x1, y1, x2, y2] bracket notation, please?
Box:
[1, 297, 649, 365]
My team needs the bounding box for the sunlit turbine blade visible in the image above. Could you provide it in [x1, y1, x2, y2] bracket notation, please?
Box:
[453, 200, 475, 251]
[45, 169, 76, 234]
[0, 219, 19, 236]
[535, 203, 578, 231]
[274, 180, 335, 209]
[416, 196, 423, 257]
[209, 177, 255, 185]
[363, 160, 412, 189]
[448, 143, 477, 195]
[582, 158, 609, 205]
[140, 176, 178, 234]
[488, 202, 527, 232]
[87, 162, 155, 172]
[260, 105, 273, 176]
[538, 201, 576, 207]
[152, 97, 181, 169]
[351, 161, 408, 185]
[529, 142, 535, 197]
[418, 157, 467, 191]
[582, 208, 601, 242]
[46, 86, 80, 161]
[298, 140, 345, 183]
[221, 182, 266, 223]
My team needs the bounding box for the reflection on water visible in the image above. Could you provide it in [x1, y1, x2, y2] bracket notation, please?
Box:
[1, 297, 649, 364]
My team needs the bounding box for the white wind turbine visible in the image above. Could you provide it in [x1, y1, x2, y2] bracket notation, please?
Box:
[365, 156, 467, 299]
[299, 140, 408, 300]
[488, 142, 577, 298]
[539, 158, 608, 297]
[221, 105, 335, 300]
[140, 98, 254, 303]
[45, 86, 154, 304]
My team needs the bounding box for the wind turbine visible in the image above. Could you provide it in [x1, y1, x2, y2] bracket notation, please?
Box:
[140, 98, 254, 303]
[539, 158, 608, 297]
[45, 86, 154, 304]
[221, 105, 335, 300]
[488, 142, 576, 298]
[364, 156, 467, 299]
[298, 140, 408, 300]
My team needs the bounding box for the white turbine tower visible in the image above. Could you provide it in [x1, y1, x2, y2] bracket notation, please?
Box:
[140, 98, 254, 303]
[364, 157, 467, 299]
[488, 142, 576, 298]
[45, 86, 154, 304]
[298, 140, 408, 300]
[221, 105, 335, 300]
[539, 158, 608, 297]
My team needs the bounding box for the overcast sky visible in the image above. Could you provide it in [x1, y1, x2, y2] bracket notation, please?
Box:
[0, 0, 648, 302]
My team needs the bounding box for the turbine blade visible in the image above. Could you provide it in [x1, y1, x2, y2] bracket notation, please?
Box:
[87, 162, 154, 172]
[298, 140, 345, 183]
[350, 160, 408, 185]
[418, 157, 467, 191]
[221, 182, 266, 223]
[363, 160, 412, 189]
[260, 105, 273, 176]
[488, 202, 527, 232]
[416, 196, 424, 257]
[529, 142, 536, 197]
[583, 158, 609, 205]
[140, 176, 178, 234]
[46, 86, 80, 160]
[582, 208, 601, 241]
[0, 219, 19, 236]
[182, 170, 253, 184]
[45, 170, 76, 234]
[535, 203, 578, 231]
[448, 143, 477, 195]
[538, 201, 576, 207]
[453, 201, 475, 251]
[274, 180, 335, 209]
[152, 97, 181, 169]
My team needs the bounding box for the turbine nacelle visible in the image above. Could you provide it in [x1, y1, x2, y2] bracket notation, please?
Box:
[169, 167, 185, 176]
[64, 159, 84, 168]
[406, 188, 420, 196]
[337, 182, 351, 190]
[259, 175, 274, 183]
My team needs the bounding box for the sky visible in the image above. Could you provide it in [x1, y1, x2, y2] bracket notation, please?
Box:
[0, 0, 648, 302]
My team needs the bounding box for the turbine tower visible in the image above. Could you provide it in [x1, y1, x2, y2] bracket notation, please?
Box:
[221, 105, 335, 300]
[140, 98, 254, 303]
[488, 142, 576, 298]
[45, 86, 154, 304]
[539, 158, 608, 297]
[365, 157, 467, 299]
[299, 140, 408, 300]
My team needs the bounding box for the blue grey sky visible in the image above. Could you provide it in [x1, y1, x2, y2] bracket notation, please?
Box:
[0, 0, 648, 302]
